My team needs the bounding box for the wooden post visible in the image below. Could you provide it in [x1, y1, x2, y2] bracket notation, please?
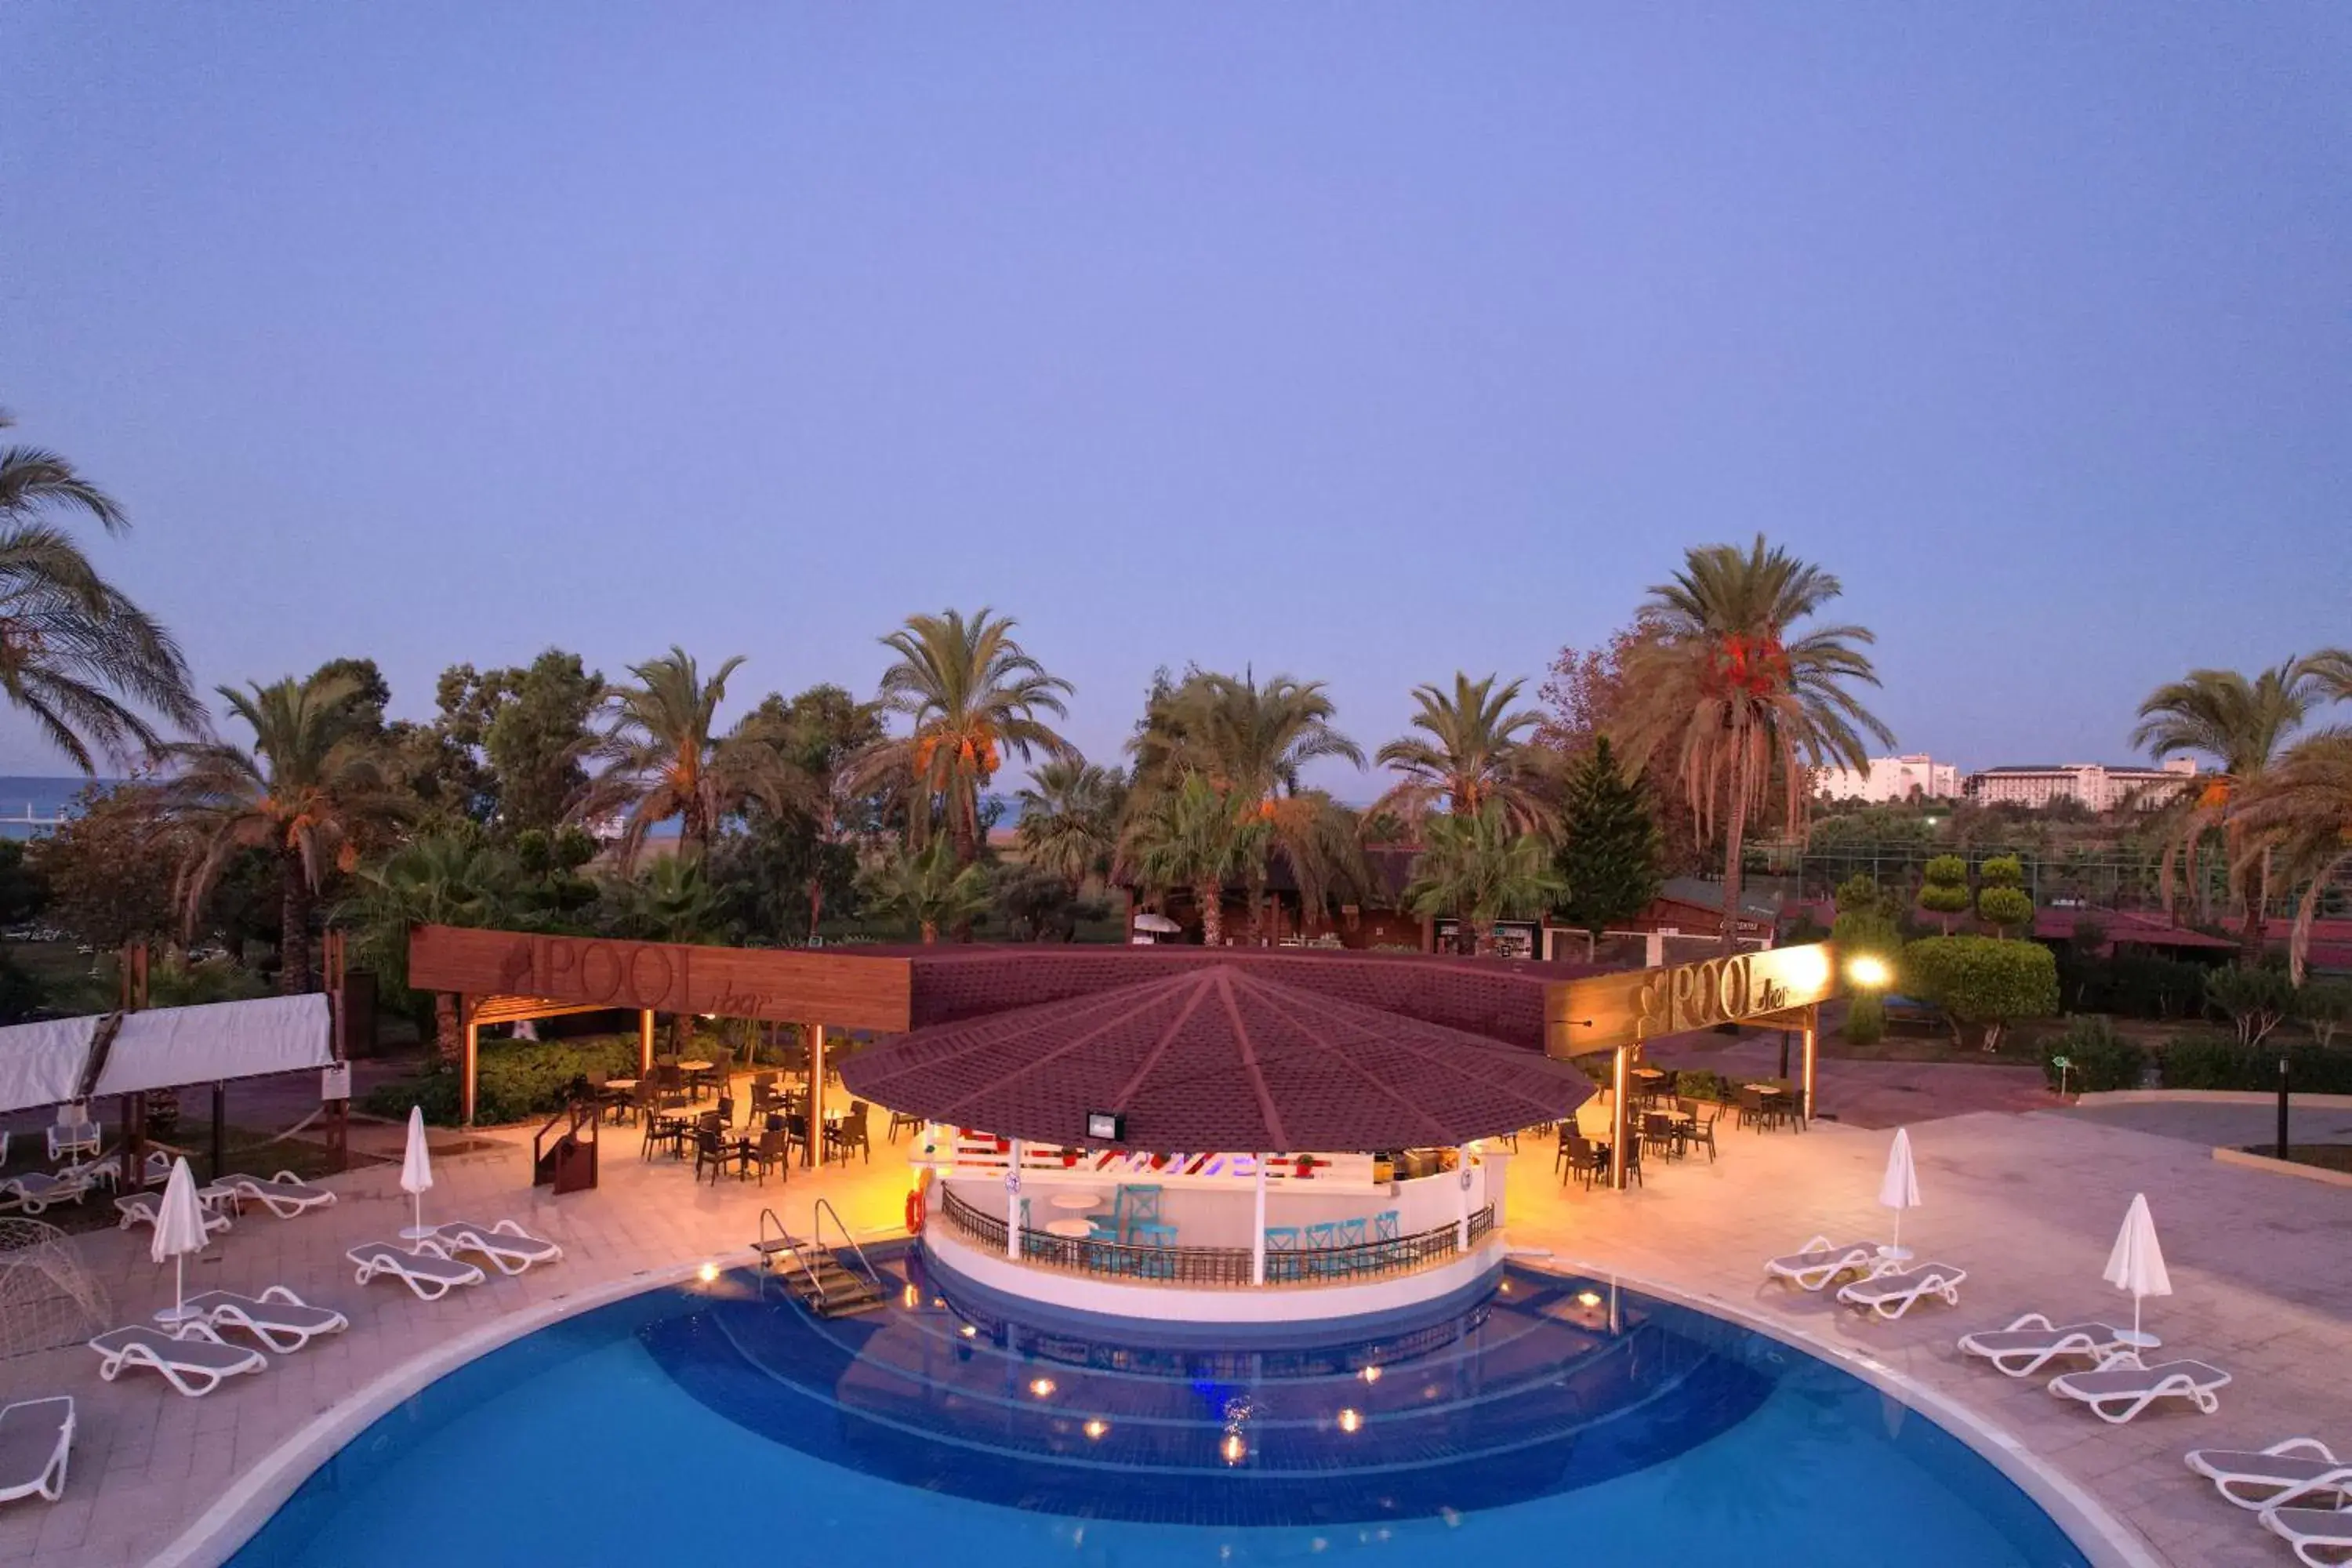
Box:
[804, 1022, 826, 1167]
[1610, 1044, 1632, 1190]
[1800, 1002, 1819, 1124]
[637, 1010, 656, 1075]
[460, 1004, 480, 1128]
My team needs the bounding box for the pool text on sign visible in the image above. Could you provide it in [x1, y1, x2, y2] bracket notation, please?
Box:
[1544, 943, 1842, 1057]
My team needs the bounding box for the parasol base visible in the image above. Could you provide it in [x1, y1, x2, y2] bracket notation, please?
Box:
[2113, 1330, 2161, 1350]
[1875, 1244, 1915, 1263]
[154, 1305, 204, 1327]
[399, 1225, 437, 1240]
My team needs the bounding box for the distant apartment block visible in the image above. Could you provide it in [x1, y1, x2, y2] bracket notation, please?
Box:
[1962, 757, 2198, 811]
[1812, 753, 1961, 803]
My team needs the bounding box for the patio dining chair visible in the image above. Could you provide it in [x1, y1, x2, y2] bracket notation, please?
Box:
[1372, 1210, 1402, 1269]
[1677, 1098, 1721, 1163]
[887, 1109, 924, 1143]
[1116, 1185, 1163, 1241]
[1560, 1134, 1605, 1189]
[1129, 1221, 1176, 1279]
[691, 1127, 728, 1185]
[742, 1127, 791, 1185]
[825, 1102, 873, 1164]
[1640, 1112, 1683, 1163]
[1263, 1225, 1301, 1283]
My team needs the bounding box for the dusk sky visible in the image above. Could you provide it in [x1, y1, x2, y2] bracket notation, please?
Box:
[4, 6, 2347, 788]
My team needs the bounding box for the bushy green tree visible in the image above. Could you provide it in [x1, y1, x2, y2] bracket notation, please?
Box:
[858, 839, 991, 945]
[1902, 935, 2058, 1052]
[2299, 978, 2352, 1048]
[1403, 802, 1563, 955]
[1554, 738, 1662, 937]
[1918, 854, 1971, 934]
[2203, 964, 2295, 1048]
[1832, 874, 1900, 1044]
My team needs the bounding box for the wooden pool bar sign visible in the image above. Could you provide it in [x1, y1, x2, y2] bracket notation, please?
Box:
[1544, 943, 1843, 1192]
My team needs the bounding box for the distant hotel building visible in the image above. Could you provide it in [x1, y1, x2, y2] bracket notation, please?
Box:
[1962, 758, 2198, 811]
[1812, 753, 1960, 803]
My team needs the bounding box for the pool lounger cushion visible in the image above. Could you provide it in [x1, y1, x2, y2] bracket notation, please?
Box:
[0, 1172, 94, 1215]
[88, 1323, 267, 1399]
[1835, 1262, 1967, 1319]
[0, 1398, 73, 1504]
[431, 1219, 564, 1276]
[2260, 1501, 2352, 1568]
[1957, 1314, 2136, 1377]
[220, 1171, 339, 1219]
[185, 1288, 350, 1355]
[2047, 1352, 2229, 1425]
[2185, 1438, 2350, 1512]
[348, 1240, 488, 1301]
[1763, 1236, 1888, 1291]
[113, 1192, 233, 1236]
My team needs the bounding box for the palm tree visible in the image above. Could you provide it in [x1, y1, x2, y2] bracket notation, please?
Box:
[1611, 535, 1892, 950]
[0, 409, 204, 768]
[862, 608, 1074, 866]
[858, 839, 992, 945]
[576, 648, 805, 865]
[2131, 660, 2332, 942]
[1123, 771, 1261, 947]
[605, 855, 724, 945]
[1372, 672, 1552, 833]
[169, 673, 404, 993]
[343, 831, 513, 1061]
[1014, 758, 1126, 894]
[1403, 803, 1564, 955]
[1129, 670, 1367, 940]
[2229, 734, 2352, 984]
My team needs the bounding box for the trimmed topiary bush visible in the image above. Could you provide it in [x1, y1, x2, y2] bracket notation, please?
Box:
[1902, 935, 2060, 1051]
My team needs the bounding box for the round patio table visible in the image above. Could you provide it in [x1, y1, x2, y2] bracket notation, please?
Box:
[1048, 1191, 1104, 1211]
[1042, 1218, 1094, 1240]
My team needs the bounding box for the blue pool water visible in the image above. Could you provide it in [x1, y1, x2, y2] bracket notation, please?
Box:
[228, 1249, 2089, 1566]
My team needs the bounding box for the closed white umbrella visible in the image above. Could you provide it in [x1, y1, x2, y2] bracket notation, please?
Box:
[151, 1157, 209, 1326]
[398, 1105, 435, 1243]
[2102, 1192, 2171, 1349]
[1132, 912, 1181, 935]
[1878, 1127, 1921, 1261]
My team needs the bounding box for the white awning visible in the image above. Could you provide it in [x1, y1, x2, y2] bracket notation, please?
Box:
[0, 1015, 103, 1115]
[93, 994, 333, 1098]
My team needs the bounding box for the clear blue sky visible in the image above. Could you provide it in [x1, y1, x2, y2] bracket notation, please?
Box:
[4, 5, 2347, 786]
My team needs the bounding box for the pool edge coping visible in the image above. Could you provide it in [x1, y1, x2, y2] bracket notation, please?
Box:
[1513, 1243, 2166, 1568]
[147, 1247, 760, 1568]
[159, 1237, 2165, 1568]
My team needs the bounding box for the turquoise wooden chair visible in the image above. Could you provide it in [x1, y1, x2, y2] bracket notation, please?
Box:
[1263, 1225, 1301, 1282]
[1304, 1220, 1342, 1279]
[1129, 1220, 1176, 1279]
[1327, 1216, 1367, 1275]
[1116, 1184, 1163, 1242]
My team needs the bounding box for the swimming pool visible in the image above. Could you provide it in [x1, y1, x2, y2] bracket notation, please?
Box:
[227, 1247, 2091, 1566]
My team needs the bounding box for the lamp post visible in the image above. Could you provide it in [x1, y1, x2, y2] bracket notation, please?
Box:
[2276, 1051, 2291, 1163]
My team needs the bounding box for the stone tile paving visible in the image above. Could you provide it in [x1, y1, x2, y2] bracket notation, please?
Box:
[1647, 1029, 2057, 1127]
[1, 1101, 2343, 1566]
[2053, 1098, 2352, 1149]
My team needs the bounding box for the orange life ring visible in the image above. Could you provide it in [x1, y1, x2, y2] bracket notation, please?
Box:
[906, 1185, 927, 1235]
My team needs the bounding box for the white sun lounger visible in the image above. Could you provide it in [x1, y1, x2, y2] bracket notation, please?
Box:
[1764, 1236, 1889, 1291]
[2187, 1438, 2350, 1512]
[1835, 1261, 1967, 1319]
[2048, 1351, 2230, 1425]
[184, 1289, 350, 1355]
[88, 1323, 267, 1399]
[0, 1398, 73, 1505]
[1958, 1314, 2136, 1377]
[431, 1219, 563, 1276]
[0, 1171, 93, 1215]
[2260, 1497, 2352, 1568]
[112, 1191, 232, 1236]
[348, 1240, 486, 1301]
[220, 1171, 337, 1219]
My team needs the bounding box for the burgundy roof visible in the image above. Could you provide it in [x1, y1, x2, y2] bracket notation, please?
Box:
[840, 963, 1595, 1152]
[2031, 909, 2237, 952]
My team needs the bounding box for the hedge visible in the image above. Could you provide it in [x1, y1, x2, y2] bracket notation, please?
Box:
[2158, 1034, 2352, 1094]
[2040, 1015, 2146, 1093]
[364, 1035, 644, 1127]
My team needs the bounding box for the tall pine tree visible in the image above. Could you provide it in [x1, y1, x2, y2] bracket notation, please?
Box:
[1555, 738, 1663, 937]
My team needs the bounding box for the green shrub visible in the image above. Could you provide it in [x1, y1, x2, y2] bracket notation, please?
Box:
[1918, 855, 1971, 932]
[2298, 979, 2352, 1048]
[2041, 1015, 2145, 1093]
[1975, 885, 2034, 936]
[2157, 1031, 2249, 1090]
[1842, 993, 1886, 1045]
[2158, 1033, 2352, 1094]
[1902, 935, 2059, 1051]
[2205, 965, 2296, 1047]
[1671, 1069, 1733, 1103]
[362, 1034, 643, 1126]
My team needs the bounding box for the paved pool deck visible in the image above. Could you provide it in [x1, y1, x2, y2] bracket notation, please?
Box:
[0, 1091, 2343, 1567]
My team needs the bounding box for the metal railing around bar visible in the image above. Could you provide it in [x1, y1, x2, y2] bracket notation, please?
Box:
[934, 1185, 1497, 1288]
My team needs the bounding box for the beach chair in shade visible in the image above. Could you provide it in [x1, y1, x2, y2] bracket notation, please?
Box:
[348, 1240, 488, 1301]
[219, 1171, 337, 1219]
[1764, 1236, 1888, 1292]
[1835, 1261, 1967, 1320]
[2260, 1496, 2352, 1567]
[0, 1397, 72, 1505]
[1958, 1314, 2138, 1378]
[113, 1191, 231, 1237]
[430, 1219, 564, 1276]
[2047, 1352, 2229, 1425]
[184, 1289, 349, 1356]
[87, 1324, 266, 1399]
[0, 1171, 95, 1216]
[2185, 1438, 2351, 1512]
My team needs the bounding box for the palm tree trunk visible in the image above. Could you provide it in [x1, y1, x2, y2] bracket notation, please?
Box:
[1719, 757, 1751, 955]
[920, 920, 938, 945]
[2240, 841, 2270, 953]
[951, 782, 979, 866]
[278, 851, 314, 994]
[1196, 881, 1224, 947]
[434, 991, 462, 1065]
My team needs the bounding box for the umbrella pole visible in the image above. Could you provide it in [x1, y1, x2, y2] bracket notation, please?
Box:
[174, 1255, 185, 1325]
